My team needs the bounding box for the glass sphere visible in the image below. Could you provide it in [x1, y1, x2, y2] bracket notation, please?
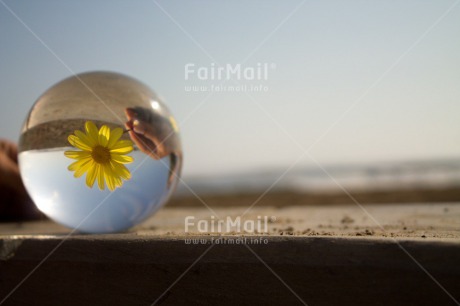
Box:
[18, 71, 182, 233]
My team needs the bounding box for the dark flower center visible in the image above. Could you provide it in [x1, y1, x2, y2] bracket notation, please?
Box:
[92, 145, 111, 164]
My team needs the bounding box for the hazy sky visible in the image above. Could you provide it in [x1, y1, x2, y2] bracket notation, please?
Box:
[1, 1, 459, 177]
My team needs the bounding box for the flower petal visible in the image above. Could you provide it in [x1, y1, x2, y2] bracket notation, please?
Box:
[64, 150, 91, 160]
[85, 121, 99, 144]
[114, 175, 123, 188]
[68, 135, 92, 151]
[112, 162, 131, 180]
[110, 144, 133, 154]
[103, 164, 117, 191]
[86, 161, 98, 188]
[67, 156, 91, 170]
[110, 147, 133, 154]
[110, 153, 134, 164]
[98, 125, 110, 147]
[109, 164, 124, 187]
[75, 130, 96, 147]
[97, 164, 105, 190]
[107, 127, 123, 149]
[110, 139, 133, 150]
[73, 159, 93, 178]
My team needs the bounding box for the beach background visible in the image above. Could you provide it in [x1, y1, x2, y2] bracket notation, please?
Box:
[170, 159, 460, 206]
[1, 1, 460, 208]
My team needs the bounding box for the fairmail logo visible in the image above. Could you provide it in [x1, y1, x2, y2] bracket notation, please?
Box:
[184, 63, 275, 81]
[184, 215, 275, 233]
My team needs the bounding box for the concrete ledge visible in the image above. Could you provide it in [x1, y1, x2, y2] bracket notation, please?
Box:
[1, 235, 460, 305]
[1, 203, 459, 305]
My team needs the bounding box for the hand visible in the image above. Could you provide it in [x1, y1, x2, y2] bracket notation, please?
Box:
[0, 139, 42, 221]
[124, 107, 182, 188]
[124, 107, 178, 159]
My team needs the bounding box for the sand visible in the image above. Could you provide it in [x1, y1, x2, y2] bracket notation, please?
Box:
[1, 202, 459, 239]
[169, 186, 460, 207]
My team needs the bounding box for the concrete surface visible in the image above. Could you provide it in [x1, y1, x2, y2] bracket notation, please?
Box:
[0, 203, 459, 305]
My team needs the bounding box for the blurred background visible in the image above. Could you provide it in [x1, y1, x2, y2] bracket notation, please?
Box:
[1, 0, 460, 205]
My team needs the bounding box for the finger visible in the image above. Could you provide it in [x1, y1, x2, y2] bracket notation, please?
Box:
[0, 152, 23, 193]
[128, 130, 160, 159]
[125, 107, 137, 121]
[125, 120, 134, 131]
[132, 119, 147, 135]
[0, 139, 19, 163]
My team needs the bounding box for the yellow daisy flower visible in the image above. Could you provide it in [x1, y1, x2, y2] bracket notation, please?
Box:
[64, 121, 134, 191]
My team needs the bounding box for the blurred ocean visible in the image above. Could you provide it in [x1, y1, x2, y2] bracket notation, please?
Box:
[177, 159, 460, 196]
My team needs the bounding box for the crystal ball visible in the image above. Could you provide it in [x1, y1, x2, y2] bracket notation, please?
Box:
[18, 71, 182, 233]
